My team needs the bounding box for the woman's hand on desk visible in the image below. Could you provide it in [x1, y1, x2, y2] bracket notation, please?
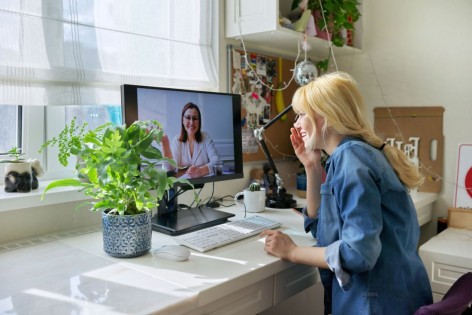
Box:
[260, 229, 329, 269]
[185, 165, 209, 178]
[186, 165, 199, 178]
[176, 165, 204, 179]
[260, 230, 297, 261]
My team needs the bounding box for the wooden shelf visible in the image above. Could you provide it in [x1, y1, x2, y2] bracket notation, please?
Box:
[225, 0, 361, 61]
[227, 25, 360, 61]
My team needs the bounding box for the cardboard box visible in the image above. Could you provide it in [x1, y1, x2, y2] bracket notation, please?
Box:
[374, 107, 444, 193]
[448, 207, 472, 229]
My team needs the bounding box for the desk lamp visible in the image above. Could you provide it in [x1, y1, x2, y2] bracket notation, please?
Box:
[254, 58, 317, 208]
[254, 104, 296, 208]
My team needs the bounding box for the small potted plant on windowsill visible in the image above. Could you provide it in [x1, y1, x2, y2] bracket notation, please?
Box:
[41, 119, 195, 257]
[1, 147, 44, 193]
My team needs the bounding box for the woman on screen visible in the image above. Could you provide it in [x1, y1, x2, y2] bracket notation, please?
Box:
[162, 102, 220, 178]
[260, 72, 432, 314]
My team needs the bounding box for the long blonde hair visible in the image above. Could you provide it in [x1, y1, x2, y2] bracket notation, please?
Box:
[292, 72, 424, 190]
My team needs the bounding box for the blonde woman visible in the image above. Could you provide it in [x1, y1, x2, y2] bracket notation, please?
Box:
[261, 72, 432, 314]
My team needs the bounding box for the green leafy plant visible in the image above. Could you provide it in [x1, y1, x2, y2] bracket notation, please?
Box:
[249, 182, 261, 192]
[315, 59, 329, 75]
[39, 117, 88, 167]
[41, 120, 195, 215]
[0, 147, 25, 163]
[308, 0, 361, 47]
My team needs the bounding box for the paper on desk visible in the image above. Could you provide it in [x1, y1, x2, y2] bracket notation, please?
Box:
[283, 228, 310, 237]
[282, 228, 317, 246]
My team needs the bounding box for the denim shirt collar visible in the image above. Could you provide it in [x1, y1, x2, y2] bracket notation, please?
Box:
[325, 136, 364, 171]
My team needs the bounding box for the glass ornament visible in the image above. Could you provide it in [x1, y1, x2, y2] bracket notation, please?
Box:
[294, 60, 318, 86]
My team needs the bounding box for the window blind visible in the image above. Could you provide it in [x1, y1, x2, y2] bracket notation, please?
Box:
[0, 0, 218, 106]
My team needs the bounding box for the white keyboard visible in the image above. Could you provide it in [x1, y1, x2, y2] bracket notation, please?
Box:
[175, 215, 282, 252]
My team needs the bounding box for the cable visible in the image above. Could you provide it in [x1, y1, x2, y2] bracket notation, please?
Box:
[212, 195, 237, 208]
[235, 5, 302, 93]
[189, 186, 204, 208]
[317, 0, 338, 72]
[166, 186, 186, 208]
[202, 181, 216, 207]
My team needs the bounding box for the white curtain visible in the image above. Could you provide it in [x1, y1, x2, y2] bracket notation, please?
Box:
[0, 0, 218, 106]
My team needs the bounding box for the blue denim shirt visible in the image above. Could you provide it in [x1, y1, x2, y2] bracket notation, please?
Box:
[303, 137, 432, 315]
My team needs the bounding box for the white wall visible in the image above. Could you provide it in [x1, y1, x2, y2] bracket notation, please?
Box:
[337, 0, 472, 241]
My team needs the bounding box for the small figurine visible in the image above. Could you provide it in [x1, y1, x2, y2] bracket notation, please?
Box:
[262, 163, 276, 194]
[249, 168, 264, 187]
[4, 158, 44, 193]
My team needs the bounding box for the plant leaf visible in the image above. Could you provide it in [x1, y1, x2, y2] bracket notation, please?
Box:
[41, 178, 91, 200]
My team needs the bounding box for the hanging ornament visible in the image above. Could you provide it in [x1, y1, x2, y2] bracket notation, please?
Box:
[294, 60, 318, 86]
[294, 34, 318, 86]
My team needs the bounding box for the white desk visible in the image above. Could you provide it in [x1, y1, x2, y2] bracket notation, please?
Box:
[0, 192, 437, 315]
[419, 227, 472, 302]
[0, 204, 319, 315]
[409, 191, 438, 227]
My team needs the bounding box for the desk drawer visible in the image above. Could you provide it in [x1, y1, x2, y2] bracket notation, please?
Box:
[190, 277, 273, 315]
[420, 229, 472, 296]
[274, 264, 318, 304]
[431, 262, 472, 295]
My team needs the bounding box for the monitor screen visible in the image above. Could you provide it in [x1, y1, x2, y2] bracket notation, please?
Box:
[122, 84, 243, 186]
[121, 84, 243, 235]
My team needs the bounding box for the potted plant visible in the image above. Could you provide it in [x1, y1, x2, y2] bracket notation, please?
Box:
[307, 0, 361, 47]
[235, 182, 266, 213]
[296, 163, 307, 198]
[41, 119, 194, 257]
[1, 147, 44, 192]
[248, 182, 261, 192]
[295, 151, 329, 198]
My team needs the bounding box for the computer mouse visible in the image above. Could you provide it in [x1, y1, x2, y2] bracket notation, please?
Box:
[153, 245, 191, 262]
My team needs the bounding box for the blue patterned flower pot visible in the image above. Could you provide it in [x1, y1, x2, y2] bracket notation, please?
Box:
[102, 211, 152, 258]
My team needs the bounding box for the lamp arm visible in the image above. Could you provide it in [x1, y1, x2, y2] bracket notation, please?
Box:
[253, 104, 293, 195]
[254, 135, 280, 181]
[255, 104, 293, 134]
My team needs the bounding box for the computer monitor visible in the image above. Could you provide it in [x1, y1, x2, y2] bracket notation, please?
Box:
[121, 84, 243, 235]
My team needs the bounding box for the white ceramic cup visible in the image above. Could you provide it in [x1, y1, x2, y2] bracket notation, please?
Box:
[234, 188, 266, 213]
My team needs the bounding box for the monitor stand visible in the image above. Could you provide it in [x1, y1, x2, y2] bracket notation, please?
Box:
[151, 186, 235, 236]
[152, 206, 235, 236]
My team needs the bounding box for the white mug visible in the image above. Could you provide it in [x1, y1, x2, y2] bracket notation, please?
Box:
[234, 188, 266, 213]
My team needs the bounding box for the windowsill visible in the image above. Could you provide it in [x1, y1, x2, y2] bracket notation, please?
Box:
[0, 180, 88, 212]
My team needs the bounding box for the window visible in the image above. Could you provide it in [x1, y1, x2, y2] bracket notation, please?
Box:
[0, 105, 21, 154]
[43, 105, 122, 178]
[0, 1, 218, 184]
[64, 105, 122, 129]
